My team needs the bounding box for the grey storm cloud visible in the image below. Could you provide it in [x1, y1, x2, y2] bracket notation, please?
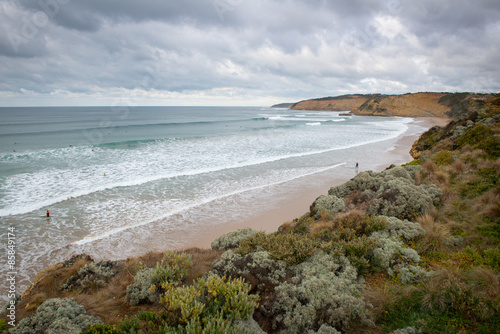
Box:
[0, 0, 499, 106]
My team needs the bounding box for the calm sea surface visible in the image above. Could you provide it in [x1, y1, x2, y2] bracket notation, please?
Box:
[0, 106, 427, 298]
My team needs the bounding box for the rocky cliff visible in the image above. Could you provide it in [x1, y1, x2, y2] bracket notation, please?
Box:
[291, 92, 492, 118]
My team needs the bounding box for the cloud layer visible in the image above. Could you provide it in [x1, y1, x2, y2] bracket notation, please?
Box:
[1, 0, 499, 106]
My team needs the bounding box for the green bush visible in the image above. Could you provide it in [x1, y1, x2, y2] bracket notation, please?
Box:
[478, 136, 500, 158]
[403, 159, 423, 166]
[422, 270, 493, 321]
[484, 247, 500, 269]
[456, 122, 500, 158]
[322, 235, 380, 276]
[126, 251, 193, 305]
[238, 232, 318, 266]
[160, 274, 259, 333]
[211, 228, 259, 250]
[118, 316, 140, 333]
[332, 215, 388, 237]
[83, 324, 120, 334]
[457, 123, 494, 147]
[153, 250, 193, 291]
[435, 151, 454, 165]
[391, 327, 421, 334]
[10, 298, 101, 334]
[460, 168, 498, 199]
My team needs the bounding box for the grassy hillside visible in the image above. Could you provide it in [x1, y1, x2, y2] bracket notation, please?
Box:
[2, 94, 499, 333]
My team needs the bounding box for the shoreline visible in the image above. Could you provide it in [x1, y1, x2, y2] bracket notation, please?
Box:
[4, 116, 448, 300]
[182, 116, 448, 250]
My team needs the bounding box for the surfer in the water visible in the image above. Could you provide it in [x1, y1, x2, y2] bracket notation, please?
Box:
[46, 210, 50, 217]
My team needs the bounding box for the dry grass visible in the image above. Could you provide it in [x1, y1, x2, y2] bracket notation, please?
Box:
[475, 190, 500, 220]
[420, 269, 464, 310]
[417, 214, 451, 253]
[428, 207, 441, 220]
[363, 283, 399, 317]
[182, 247, 224, 284]
[13, 248, 225, 326]
[318, 210, 335, 222]
[439, 184, 455, 201]
[414, 171, 422, 185]
[423, 160, 437, 174]
[16, 257, 92, 320]
[309, 220, 333, 236]
[434, 171, 449, 185]
[137, 251, 164, 269]
[471, 149, 487, 160]
[452, 160, 466, 174]
[335, 208, 365, 223]
[467, 266, 500, 299]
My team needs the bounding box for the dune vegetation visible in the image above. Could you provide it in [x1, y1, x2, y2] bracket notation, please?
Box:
[1, 93, 499, 333]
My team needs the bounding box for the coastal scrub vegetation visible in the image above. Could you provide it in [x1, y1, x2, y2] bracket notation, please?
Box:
[2, 93, 499, 333]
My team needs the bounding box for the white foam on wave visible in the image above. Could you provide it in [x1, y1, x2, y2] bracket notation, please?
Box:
[72, 162, 346, 245]
[0, 117, 411, 217]
[306, 122, 321, 126]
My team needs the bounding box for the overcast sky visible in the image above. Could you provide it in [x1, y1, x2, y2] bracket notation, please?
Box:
[0, 0, 499, 106]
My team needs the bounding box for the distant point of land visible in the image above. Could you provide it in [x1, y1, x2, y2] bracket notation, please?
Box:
[270, 103, 294, 108]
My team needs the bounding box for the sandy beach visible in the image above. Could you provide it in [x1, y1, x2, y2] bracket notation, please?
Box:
[183, 117, 449, 250]
[0, 113, 448, 299]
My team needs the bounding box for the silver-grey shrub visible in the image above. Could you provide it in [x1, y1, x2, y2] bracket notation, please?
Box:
[62, 260, 116, 292]
[444, 235, 464, 247]
[367, 178, 441, 220]
[308, 324, 341, 334]
[234, 318, 267, 334]
[125, 268, 157, 305]
[272, 251, 373, 333]
[370, 233, 427, 284]
[328, 171, 382, 198]
[310, 195, 346, 217]
[323, 166, 442, 220]
[384, 166, 413, 180]
[391, 326, 422, 334]
[211, 228, 259, 250]
[10, 298, 101, 334]
[378, 216, 425, 241]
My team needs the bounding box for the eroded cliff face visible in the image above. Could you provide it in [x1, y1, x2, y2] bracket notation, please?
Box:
[290, 92, 491, 118]
[353, 93, 450, 117]
[290, 94, 370, 112]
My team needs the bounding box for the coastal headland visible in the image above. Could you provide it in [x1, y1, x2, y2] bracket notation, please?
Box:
[278, 91, 491, 118]
[4, 92, 499, 334]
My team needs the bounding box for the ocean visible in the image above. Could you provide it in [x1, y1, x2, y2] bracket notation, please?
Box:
[0, 106, 429, 298]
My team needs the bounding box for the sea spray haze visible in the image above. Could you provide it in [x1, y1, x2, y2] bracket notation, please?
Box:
[0, 106, 428, 298]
